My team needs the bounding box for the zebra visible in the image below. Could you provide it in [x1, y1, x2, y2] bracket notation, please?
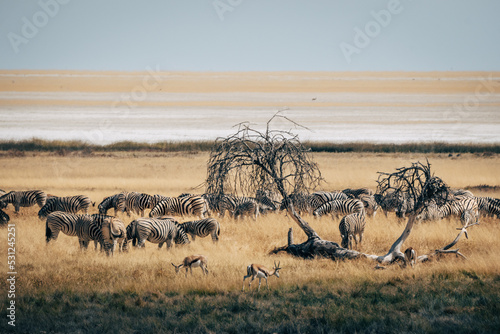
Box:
[38, 195, 92, 220]
[233, 200, 261, 220]
[475, 196, 500, 218]
[339, 212, 366, 250]
[124, 192, 155, 216]
[313, 198, 365, 218]
[98, 193, 126, 215]
[0, 209, 9, 224]
[0, 190, 47, 213]
[280, 193, 314, 215]
[358, 194, 379, 217]
[75, 214, 116, 251]
[309, 191, 348, 212]
[438, 197, 479, 224]
[150, 195, 207, 218]
[255, 189, 281, 211]
[126, 217, 189, 249]
[180, 218, 220, 243]
[100, 216, 127, 255]
[45, 211, 81, 244]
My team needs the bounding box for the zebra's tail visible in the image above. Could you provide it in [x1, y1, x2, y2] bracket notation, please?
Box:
[45, 222, 52, 243]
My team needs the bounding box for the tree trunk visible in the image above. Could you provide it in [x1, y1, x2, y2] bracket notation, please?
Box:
[270, 204, 361, 260]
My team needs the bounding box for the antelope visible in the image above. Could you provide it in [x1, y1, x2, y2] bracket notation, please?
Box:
[404, 247, 417, 267]
[242, 261, 281, 291]
[171, 255, 209, 277]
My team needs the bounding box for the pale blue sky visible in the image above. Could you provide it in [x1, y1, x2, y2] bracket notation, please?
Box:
[1, 0, 499, 71]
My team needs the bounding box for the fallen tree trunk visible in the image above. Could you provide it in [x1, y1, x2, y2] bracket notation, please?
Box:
[270, 204, 361, 260]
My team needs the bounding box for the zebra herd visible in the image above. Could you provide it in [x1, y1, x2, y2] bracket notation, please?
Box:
[1, 187, 499, 252]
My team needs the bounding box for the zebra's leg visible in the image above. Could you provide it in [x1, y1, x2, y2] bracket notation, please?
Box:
[158, 242, 163, 249]
[166, 239, 172, 249]
[14, 204, 20, 213]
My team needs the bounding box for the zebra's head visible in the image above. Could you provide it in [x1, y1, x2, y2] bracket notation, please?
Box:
[174, 223, 190, 245]
[340, 234, 349, 249]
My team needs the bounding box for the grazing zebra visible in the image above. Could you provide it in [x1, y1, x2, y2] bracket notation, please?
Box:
[0, 190, 47, 213]
[150, 195, 207, 218]
[124, 192, 155, 216]
[439, 197, 479, 224]
[339, 212, 366, 249]
[255, 189, 281, 211]
[396, 193, 415, 218]
[180, 218, 220, 243]
[100, 217, 127, 255]
[475, 196, 500, 218]
[0, 209, 9, 224]
[45, 211, 80, 243]
[126, 217, 189, 249]
[309, 191, 348, 212]
[152, 194, 170, 207]
[342, 188, 374, 198]
[358, 194, 379, 217]
[38, 195, 92, 220]
[75, 214, 117, 251]
[313, 198, 365, 218]
[280, 193, 314, 215]
[233, 200, 261, 220]
[98, 193, 126, 215]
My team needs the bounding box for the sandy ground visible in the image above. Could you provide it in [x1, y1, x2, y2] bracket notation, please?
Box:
[1, 71, 499, 144]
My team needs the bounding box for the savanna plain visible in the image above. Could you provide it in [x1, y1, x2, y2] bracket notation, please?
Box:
[1, 151, 499, 333]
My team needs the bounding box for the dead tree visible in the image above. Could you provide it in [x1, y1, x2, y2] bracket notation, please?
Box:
[206, 115, 476, 263]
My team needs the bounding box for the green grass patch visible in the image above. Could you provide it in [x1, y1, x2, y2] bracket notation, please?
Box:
[3, 273, 499, 333]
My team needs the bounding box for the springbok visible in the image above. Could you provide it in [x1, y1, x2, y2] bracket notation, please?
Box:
[171, 255, 209, 277]
[404, 247, 417, 267]
[242, 261, 281, 291]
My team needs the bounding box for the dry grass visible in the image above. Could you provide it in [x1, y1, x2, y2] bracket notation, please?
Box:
[0, 152, 499, 333]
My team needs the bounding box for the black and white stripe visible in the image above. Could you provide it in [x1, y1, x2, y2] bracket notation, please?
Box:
[280, 193, 314, 215]
[75, 214, 114, 251]
[126, 217, 189, 249]
[439, 197, 479, 223]
[124, 192, 155, 216]
[339, 212, 366, 249]
[45, 211, 80, 243]
[180, 218, 220, 243]
[0, 209, 9, 223]
[475, 196, 500, 218]
[149, 195, 207, 218]
[38, 195, 92, 219]
[98, 193, 126, 215]
[233, 200, 261, 220]
[0, 190, 47, 213]
[313, 198, 365, 218]
[38, 195, 92, 220]
[100, 217, 128, 255]
[309, 191, 348, 212]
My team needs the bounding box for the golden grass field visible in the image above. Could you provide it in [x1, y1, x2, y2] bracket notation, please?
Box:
[1, 151, 499, 332]
[1, 152, 499, 290]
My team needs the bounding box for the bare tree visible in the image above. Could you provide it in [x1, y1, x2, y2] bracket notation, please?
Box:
[207, 115, 477, 264]
[206, 112, 323, 200]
